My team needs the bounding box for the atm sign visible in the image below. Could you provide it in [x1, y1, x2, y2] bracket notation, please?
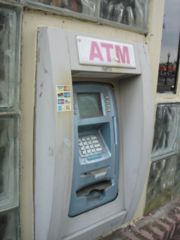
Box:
[77, 36, 136, 68]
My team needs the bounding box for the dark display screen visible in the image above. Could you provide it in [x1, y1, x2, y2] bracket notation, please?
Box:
[77, 93, 103, 119]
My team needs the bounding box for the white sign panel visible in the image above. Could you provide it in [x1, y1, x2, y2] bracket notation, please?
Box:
[76, 36, 136, 68]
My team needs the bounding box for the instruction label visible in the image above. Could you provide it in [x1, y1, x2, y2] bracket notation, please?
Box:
[56, 85, 72, 112]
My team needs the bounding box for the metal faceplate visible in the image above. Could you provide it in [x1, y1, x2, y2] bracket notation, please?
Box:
[69, 83, 119, 217]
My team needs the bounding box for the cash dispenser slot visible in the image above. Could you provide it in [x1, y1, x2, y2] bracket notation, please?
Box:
[69, 83, 119, 217]
[76, 180, 112, 198]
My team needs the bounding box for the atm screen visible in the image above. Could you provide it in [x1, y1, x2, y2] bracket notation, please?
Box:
[77, 93, 103, 119]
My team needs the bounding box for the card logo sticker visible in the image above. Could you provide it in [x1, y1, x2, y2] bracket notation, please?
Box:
[56, 85, 72, 112]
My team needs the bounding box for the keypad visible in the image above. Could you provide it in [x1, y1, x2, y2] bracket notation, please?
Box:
[79, 134, 103, 156]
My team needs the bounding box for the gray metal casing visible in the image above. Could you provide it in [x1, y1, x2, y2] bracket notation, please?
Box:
[35, 28, 153, 240]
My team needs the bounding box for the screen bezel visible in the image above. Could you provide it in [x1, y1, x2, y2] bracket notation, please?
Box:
[77, 92, 103, 119]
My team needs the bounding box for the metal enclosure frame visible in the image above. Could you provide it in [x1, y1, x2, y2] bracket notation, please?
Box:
[35, 28, 153, 240]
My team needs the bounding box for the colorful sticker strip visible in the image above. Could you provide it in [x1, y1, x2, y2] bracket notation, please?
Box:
[56, 85, 72, 112]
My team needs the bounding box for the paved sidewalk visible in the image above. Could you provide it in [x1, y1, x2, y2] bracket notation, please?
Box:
[101, 198, 180, 240]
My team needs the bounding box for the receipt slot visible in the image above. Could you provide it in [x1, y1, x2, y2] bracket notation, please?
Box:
[69, 83, 119, 216]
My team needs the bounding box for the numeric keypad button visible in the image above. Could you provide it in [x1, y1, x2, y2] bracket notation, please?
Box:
[79, 142, 83, 147]
[82, 150, 87, 155]
[91, 136, 97, 140]
[96, 148, 102, 152]
[94, 144, 100, 148]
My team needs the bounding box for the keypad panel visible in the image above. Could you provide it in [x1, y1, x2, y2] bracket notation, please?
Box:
[79, 134, 103, 157]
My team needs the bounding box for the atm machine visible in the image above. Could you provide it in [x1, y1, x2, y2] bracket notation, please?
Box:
[35, 28, 153, 240]
[69, 83, 119, 216]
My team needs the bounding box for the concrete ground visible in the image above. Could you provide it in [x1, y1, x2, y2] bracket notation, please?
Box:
[101, 198, 180, 240]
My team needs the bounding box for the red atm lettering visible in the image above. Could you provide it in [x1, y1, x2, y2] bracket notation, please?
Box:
[115, 45, 130, 64]
[100, 42, 113, 62]
[89, 41, 103, 62]
[89, 40, 131, 65]
[89, 41, 113, 62]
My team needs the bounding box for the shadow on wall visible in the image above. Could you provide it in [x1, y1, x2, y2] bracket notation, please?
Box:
[145, 103, 180, 215]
